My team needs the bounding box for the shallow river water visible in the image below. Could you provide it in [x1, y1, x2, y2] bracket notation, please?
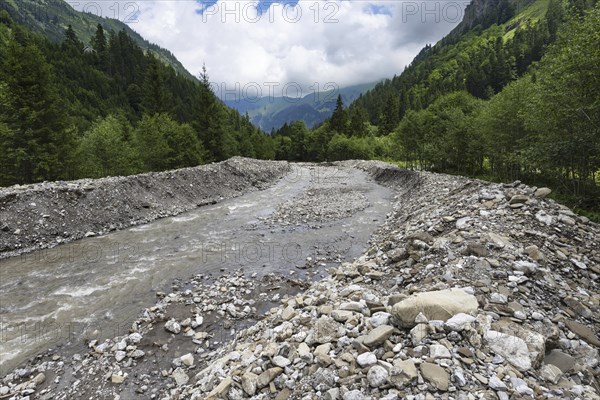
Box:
[0, 165, 393, 375]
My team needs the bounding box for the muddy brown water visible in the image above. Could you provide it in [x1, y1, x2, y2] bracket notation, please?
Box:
[0, 165, 394, 375]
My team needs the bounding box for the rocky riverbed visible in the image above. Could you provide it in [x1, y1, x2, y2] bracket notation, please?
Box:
[0, 157, 290, 259]
[1, 160, 599, 399]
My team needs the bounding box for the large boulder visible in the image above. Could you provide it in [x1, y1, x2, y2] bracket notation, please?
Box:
[391, 288, 478, 328]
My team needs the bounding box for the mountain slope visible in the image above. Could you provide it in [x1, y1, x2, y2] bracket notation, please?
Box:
[0, 0, 195, 80]
[349, 0, 554, 129]
[225, 82, 377, 132]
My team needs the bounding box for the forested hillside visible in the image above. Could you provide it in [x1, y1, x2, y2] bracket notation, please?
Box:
[0, 0, 193, 79]
[0, 12, 275, 186]
[277, 0, 599, 216]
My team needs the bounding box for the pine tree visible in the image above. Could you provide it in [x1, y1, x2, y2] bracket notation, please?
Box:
[0, 37, 74, 184]
[330, 94, 347, 134]
[380, 94, 400, 134]
[141, 54, 171, 115]
[92, 23, 108, 70]
[193, 64, 234, 161]
[64, 25, 80, 47]
[349, 105, 369, 137]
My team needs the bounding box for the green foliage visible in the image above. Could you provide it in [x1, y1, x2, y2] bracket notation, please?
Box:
[476, 76, 535, 180]
[0, 17, 278, 185]
[327, 134, 374, 161]
[0, 31, 75, 186]
[526, 4, 600, 202]
[329, 95, 348, 134]
[393, 92, 484, 174]
[76, 115, 138, 178]
[348, 105, 369, 137]
[141, 54, 172, 115]
[133, 113, 205, 171]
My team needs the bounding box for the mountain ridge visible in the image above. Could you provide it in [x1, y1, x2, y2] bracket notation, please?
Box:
[225, 81, 378, 132]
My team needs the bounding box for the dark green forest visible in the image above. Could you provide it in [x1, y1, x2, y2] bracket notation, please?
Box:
[0, 0, 598, 217]
[0, 13, 275, 184]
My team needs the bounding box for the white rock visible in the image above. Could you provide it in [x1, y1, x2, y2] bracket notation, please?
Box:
[456, 217, 472, 229]
[444, 313, 475, 331]
[180, 353, 194, 366]
[356, 352, 377, 368]
[115, 351, 127, 362]
[535, 210, 554, 225]
[272, 355, 291, 368]
[128, 333, 142, 344]
[489, 375, 507, 391]
[343, 390, 369, 400]
[370, 312, 391, 327]
[571, 259, 587, 270]
[172, 367, 189, 386]
[111, 373, 125, 384]
[490, 293, 508, 304]
[513, 261, 538, 275]
[510, 377, 534, 396]
[165, 319, 181, 334]
[367, 365, 389, 387]
[540, 364, 562, 384]
[429, 344, 451, 359]
[485, 330, 532, 371]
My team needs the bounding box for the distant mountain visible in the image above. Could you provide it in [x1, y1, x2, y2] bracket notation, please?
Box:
[225, 82, 378, 132]
[0, 0, 195, 80]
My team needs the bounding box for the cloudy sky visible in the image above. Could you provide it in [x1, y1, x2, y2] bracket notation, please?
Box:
[70, 0, 469, 98]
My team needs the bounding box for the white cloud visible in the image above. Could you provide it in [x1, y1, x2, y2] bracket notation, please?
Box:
[70, 0, 468, 98]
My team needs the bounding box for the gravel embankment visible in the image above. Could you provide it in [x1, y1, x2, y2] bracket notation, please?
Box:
[2, 160, 599, 400]
[0, 157, 290, 259]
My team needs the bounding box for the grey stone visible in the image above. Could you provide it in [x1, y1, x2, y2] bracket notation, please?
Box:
[420, 362, 449, 391]
[429, 344, 451, 359]
[444, 313, 475, 331]
[544, 349, 576, 373]
[534, 187, 552, 198]
[488, 375, 507, 391]
[391, 288, 478, 328]
[540, 364, 562, 384]
[510, 377, 534, 396]
[364, 325, 394, 347]
[241, 372, 258, 396]
[172, 368, 189, 386]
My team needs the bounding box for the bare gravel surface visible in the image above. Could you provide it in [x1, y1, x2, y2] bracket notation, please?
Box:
[1, 160, 599, 400]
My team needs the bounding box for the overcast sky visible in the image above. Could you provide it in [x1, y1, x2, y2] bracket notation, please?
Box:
[69, 0, 469, 98]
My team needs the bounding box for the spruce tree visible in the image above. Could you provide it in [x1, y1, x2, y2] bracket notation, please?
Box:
[0, 37, 74, 184]
[330, 94, 347, 134]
